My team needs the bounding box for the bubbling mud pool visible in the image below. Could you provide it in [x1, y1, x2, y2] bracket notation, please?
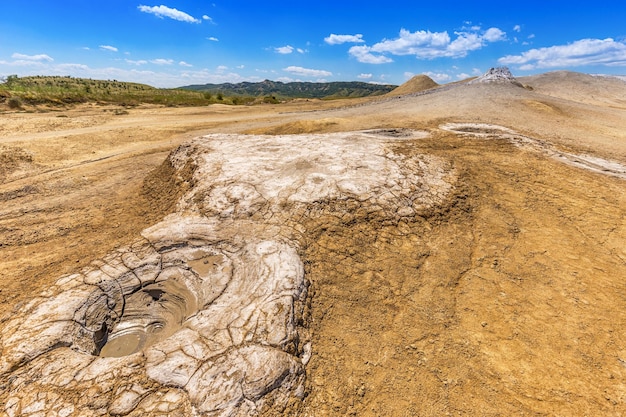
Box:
[97, 279, 197, 357]
[95, 252, 239, 357]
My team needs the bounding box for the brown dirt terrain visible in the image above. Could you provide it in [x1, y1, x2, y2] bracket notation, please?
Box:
[386, 75, 439, 96]
[1, 72, 626, 416]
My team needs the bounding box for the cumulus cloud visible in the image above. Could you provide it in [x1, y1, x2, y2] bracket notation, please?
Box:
[347, 26, 506, 64]
[57, 63, 89, 71]
[126, 59, 148, 65]
[100, 45, 118, 52]
[138, 5, 200, 23]
[283, 66, 332, 78]
[275, 45, 295, 54]
[11, 53, 54, 62]
[202, 15, 213, 22]
[150, 58, 174, 65]
[274, 45, 305, 54]
[423, 71, 451, 82]
[324, 34, 364, 45]
[483, 27, 506, 42]
[499, 38, 626, 70]
[348, 45, 393, 64]
[179, 61, 193, 67]
[358, 73, 373, 79]
[513, 25, 521, 33]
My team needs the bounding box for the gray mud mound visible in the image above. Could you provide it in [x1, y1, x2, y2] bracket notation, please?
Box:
[469, 66, 523, 87]
[0, 130, 457, 417]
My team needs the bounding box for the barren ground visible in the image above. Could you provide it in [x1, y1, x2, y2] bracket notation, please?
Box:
[1, 77, 626, 416]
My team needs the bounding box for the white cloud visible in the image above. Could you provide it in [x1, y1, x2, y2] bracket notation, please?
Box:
[207, 37, 219, 42]
[57, 63, 89, 71]
[513, 25, 522, 33]
[483, 27, 506, 42]
[100, 45, 118, 52]
[358, 73, 373, 79]
[275, 45, 294, 54]
[423, 71, 451, 82]
[348, 26, 506, 63]
[150, 58, 174, 65]
[2, 60, 46, 68]
[216, 65, 228, 72]
[499, 38, 626, 70]
[296, 48, 306, 54]
[283, 66, 332, 78]
[348, 45, 394, 64]
[456, 72, 471, 80]
[324, 34, 365, 45]
[202, 15, 213, 22]
[138, 5, 200, 23]
[126, 59, 148, 65]
[11, 53, 53, 62]
[179, 61, 193, 67]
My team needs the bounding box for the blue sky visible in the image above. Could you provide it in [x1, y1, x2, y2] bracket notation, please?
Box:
[1, 1, 625, 87]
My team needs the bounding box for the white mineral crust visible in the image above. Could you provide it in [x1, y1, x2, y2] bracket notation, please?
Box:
[0, 131, 456, 416]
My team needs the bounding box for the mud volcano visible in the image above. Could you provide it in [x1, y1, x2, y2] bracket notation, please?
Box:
[0, 130, 458, 416]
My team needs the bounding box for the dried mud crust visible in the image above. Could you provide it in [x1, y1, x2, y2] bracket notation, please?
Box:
[294, 133, 626, 416]
[0, 145, 36, 183]
[0, 131, 460, 416]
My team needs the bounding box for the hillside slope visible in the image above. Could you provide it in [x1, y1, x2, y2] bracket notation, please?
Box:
[180, 79, 397, 98]
[520, 70, 626, 108]
[387, 74, 438, 96]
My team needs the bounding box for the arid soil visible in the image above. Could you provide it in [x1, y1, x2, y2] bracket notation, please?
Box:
[1, 73, 626, 416]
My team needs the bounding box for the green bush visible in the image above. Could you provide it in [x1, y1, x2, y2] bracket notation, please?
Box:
[262, 95, 280, 104]
[8, 97, 23, 109]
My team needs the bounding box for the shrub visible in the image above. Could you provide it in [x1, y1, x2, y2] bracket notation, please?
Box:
[262, 95, 280, 104]
[8, 97, 23, 109]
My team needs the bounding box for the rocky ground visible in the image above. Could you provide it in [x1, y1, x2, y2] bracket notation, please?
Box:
[1, 72, 626, 416]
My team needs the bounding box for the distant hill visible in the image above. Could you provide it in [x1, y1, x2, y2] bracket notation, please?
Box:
[180, 80, 397, 99]
[387, 75, 438, 96]
[0, 75, 262, 107]
[519, 70, 626, 108]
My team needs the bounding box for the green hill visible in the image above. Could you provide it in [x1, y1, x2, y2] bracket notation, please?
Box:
[1, 76, 399, 109]
[180, 79, 397, 99]
[0, 75, 217, 107]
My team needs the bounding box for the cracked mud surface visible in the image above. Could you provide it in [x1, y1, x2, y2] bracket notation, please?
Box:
[1, 129, 457, 416]
[1, 77, 626, 416]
